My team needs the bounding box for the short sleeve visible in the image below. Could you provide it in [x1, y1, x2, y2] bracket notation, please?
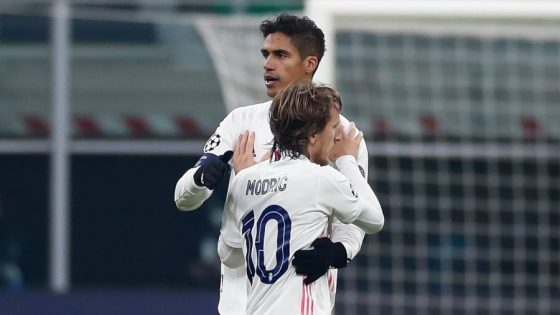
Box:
[317, 167, 362, 224]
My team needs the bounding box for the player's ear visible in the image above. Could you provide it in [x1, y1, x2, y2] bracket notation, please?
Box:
[303, 56, 318, 75]
[308, 133, 318, 144]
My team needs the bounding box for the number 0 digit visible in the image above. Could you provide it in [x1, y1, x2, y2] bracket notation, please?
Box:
[241, 205, 291, 284]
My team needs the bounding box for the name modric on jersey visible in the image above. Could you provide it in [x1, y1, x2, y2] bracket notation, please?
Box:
[245, 176, 288, 196]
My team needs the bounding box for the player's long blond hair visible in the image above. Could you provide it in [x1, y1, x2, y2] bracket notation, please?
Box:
[269, 81, 341, 159]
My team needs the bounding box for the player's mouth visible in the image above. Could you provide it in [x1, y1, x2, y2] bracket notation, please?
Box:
[264, 75, 279, 87]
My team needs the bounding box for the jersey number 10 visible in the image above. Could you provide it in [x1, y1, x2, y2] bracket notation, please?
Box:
[241, 205, 292, 285]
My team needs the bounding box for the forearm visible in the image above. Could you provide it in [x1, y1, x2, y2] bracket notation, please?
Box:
[330, 220, 365, 260]
[217, 235, 244, 268]
[332, 136, 368, 260]
[335, 155, 384, 234]
[174, 167, 213, 211]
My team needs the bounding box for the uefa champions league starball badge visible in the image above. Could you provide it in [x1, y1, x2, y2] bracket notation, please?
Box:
[204, 133, 221, 152]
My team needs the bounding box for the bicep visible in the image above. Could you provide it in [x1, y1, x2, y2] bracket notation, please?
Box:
[330, 218, 365, 260]
[319, 169, 362, 224]
[204, 111, 239, 157]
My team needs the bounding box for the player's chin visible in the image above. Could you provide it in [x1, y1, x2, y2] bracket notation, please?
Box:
[266, 86, 279, 98]
[317, 158, 329, 166]
[266, 80, 287, 97]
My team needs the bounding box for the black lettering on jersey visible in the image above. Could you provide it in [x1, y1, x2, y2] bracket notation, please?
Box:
[278, 176, 287, 191]
[269, 178, 278, 192]
[246, 179, 256, 195]
[350, 183, 358, 198]
[358, 165, 365, 178]
[254, 180, 262, 195]
[246, 176, 288, 195]
[204, 134, 221, 152]
[261, 179, 270, 194]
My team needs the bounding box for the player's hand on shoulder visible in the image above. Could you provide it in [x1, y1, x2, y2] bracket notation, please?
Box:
[233, 131, 271, 174]
[329, 122, 363, 162]
[193, 151, 233, 190]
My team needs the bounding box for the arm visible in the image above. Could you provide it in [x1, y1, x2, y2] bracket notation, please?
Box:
[174, 167, 213, 211]
[218, 235, 244, 269]
[292, 162, 383, 285]
[329, 135, 368, 259]
[334, 155, 384, 233]
[327, 123, 383, 233]
[292, 123, 378, 283]
[217, 184, 244, 268]
[174, 111, 238, 211]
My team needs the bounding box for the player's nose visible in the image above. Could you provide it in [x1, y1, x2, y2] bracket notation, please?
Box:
[263, 56, 275, 71]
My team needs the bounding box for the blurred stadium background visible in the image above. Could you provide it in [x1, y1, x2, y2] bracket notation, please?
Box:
[0, 0, 558, 314]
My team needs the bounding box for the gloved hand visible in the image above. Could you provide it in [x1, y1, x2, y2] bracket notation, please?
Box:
[292, 237, 348, 285]
[193, 151, 233, 190]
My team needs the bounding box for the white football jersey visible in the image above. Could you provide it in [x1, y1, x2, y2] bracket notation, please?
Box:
[221, 156, 366, 315]
[175, 100, 369, 315]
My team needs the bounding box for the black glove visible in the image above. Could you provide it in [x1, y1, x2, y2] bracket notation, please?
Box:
[193, 151, 233, 190]
[292, 237, 348, 285]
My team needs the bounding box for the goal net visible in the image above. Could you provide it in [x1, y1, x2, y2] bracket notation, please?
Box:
[303, 1, 560, 315]
[195, 3, 559, 314]
[193, 14, 269, 112]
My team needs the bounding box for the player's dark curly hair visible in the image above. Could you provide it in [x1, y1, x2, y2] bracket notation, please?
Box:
[260, 13, 326, 74]
[269, 81, 341, 159]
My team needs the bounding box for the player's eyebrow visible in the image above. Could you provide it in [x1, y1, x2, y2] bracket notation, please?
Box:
[273, 48, 289, 56]
[261, 47, 290, 56]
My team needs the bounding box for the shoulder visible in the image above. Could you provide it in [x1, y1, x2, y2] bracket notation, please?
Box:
[290, 160, 343, 181]
[228, 100, 271, 119]
[314, 165, 353, 197]
[317, 164, 347, 181]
